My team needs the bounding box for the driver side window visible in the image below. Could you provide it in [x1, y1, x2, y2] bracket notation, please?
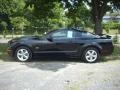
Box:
[52, 30, 67, 37]
[52, 30, 67, 39]
[52, 30, 74, 39]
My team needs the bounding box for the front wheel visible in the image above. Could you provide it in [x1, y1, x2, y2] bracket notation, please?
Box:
[15, 46, 32, 62]
[82, 47, 100, 63]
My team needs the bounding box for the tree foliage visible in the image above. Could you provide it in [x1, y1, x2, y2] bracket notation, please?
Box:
[103, 21, 120, 33]
[25, 0, 59, 19]
[0, 21, 8, 38]
[63, 0, 120, 34]
[0, 0, 25, 31]
[24, 1, 69, 34]
[66, 3, 91, 28]
[0, 0, 120, 35]
[11, 17, 30, 34]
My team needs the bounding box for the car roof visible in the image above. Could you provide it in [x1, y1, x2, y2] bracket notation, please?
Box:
[46, 28, 87, 35]
[56, 28, 85, 32]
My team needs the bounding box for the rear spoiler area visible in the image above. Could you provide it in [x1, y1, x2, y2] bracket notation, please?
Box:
[99, 34, 111, 39]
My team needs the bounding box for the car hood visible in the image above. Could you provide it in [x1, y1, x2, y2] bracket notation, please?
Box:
[8, 36, 41, 44]
[14, 36, 40, 40]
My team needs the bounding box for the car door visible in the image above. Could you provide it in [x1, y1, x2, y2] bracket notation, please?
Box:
[49, 29, 78, 53]
[33, 29, 83, 54]
[31, 37, 56, 53]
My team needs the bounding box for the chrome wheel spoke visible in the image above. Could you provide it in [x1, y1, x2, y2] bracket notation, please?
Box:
[90, 56, 93, 61]
[86, 56, 90, 59]
[23, 54, 28, 59]
[17, 52, 22, 56]
[92, 54, 97, 58]
[23, 55, 27, 59]
[20, 49, 24, 53]
[20, 55, 24, 60]
[91, 51, 95, 54]
[87, 51, 91, 55]
[23, 50, 28, 54]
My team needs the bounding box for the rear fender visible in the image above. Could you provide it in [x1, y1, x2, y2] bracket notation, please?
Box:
[79, 42, 102, 56]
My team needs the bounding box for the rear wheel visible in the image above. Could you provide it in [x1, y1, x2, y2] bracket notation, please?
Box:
[15, 46, 32, 62]
[82, 47, 100, 63]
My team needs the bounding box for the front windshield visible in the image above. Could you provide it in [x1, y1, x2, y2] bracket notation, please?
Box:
[40, 30, 54, 40]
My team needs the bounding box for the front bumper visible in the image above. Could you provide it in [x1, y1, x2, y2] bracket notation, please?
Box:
[7, 47, 14, 57]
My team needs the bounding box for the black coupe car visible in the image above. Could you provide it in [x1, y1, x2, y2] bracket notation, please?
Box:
[7, 29, 114, 63]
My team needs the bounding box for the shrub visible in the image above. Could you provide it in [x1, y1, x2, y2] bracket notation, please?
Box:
[103, 21, 120, 34]
[113, 33, 119, 44]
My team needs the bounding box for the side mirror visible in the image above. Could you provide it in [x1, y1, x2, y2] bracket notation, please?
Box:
[47, 36, 53, 42]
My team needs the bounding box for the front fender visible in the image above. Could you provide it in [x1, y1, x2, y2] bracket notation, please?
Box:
[11, 41, 33, 55]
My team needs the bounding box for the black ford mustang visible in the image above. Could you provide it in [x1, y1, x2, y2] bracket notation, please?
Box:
[7, 29, 114, 63]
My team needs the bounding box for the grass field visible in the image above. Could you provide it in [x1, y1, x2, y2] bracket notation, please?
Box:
[86, 28, 119, 35]
[0, 44, 120, 62]
[0, 44, 11, 62]
[0, 44, 8, 53]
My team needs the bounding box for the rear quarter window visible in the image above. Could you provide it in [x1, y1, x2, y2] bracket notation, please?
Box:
[74, 31, 95, 38]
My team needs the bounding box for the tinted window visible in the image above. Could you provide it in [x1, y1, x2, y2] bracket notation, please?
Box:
[81, 32, 95, 38]
[52, 30, 67, 38]
[74, 31, 95, 38]
[73, 31, 82, 38]
[51, 30, 75, 39]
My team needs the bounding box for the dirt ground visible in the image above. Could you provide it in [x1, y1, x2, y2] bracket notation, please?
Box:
[0, 59, 120, 90]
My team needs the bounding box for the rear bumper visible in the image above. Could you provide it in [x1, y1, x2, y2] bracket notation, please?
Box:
[101, 45, 114, 56]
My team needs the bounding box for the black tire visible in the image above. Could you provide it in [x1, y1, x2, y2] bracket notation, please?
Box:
[15, 46, 32, 62]
[82, 47, 100, 63]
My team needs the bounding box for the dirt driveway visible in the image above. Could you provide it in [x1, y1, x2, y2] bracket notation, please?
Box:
[0, 59, 120, 90]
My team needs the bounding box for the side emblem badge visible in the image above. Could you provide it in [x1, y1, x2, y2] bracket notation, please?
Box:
[35, 46, 39, 50]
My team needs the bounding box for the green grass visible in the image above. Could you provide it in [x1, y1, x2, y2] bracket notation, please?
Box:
[112, 44, 120, 56]
[0, 44, 13, 62]
[86, 28, 120, 35]
[0, 44, 8, 53]
[103, 29, 119, 35]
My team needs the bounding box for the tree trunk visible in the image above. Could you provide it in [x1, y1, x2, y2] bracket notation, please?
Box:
[94, 20, 103, 35]
[91, 0, 107, 35]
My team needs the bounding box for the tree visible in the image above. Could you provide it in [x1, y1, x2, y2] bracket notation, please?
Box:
[25, 0, 59, 19]
[66, 3, 91, 28]
[11, 17, 30, 34]
[0, 0, 25, 31]
[63, 0, 120, 34]
[25, 0, 120, 34]
[48, 2, 69, 30]
[87, 0, 120, 34]
[0, 21, 7, 38]
[25, 1, 68, 33]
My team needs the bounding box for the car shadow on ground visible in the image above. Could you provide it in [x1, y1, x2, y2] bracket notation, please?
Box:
[0, 53, 81, 72]
[20, 54, 81, 72]
[21, 60, 75, 72]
